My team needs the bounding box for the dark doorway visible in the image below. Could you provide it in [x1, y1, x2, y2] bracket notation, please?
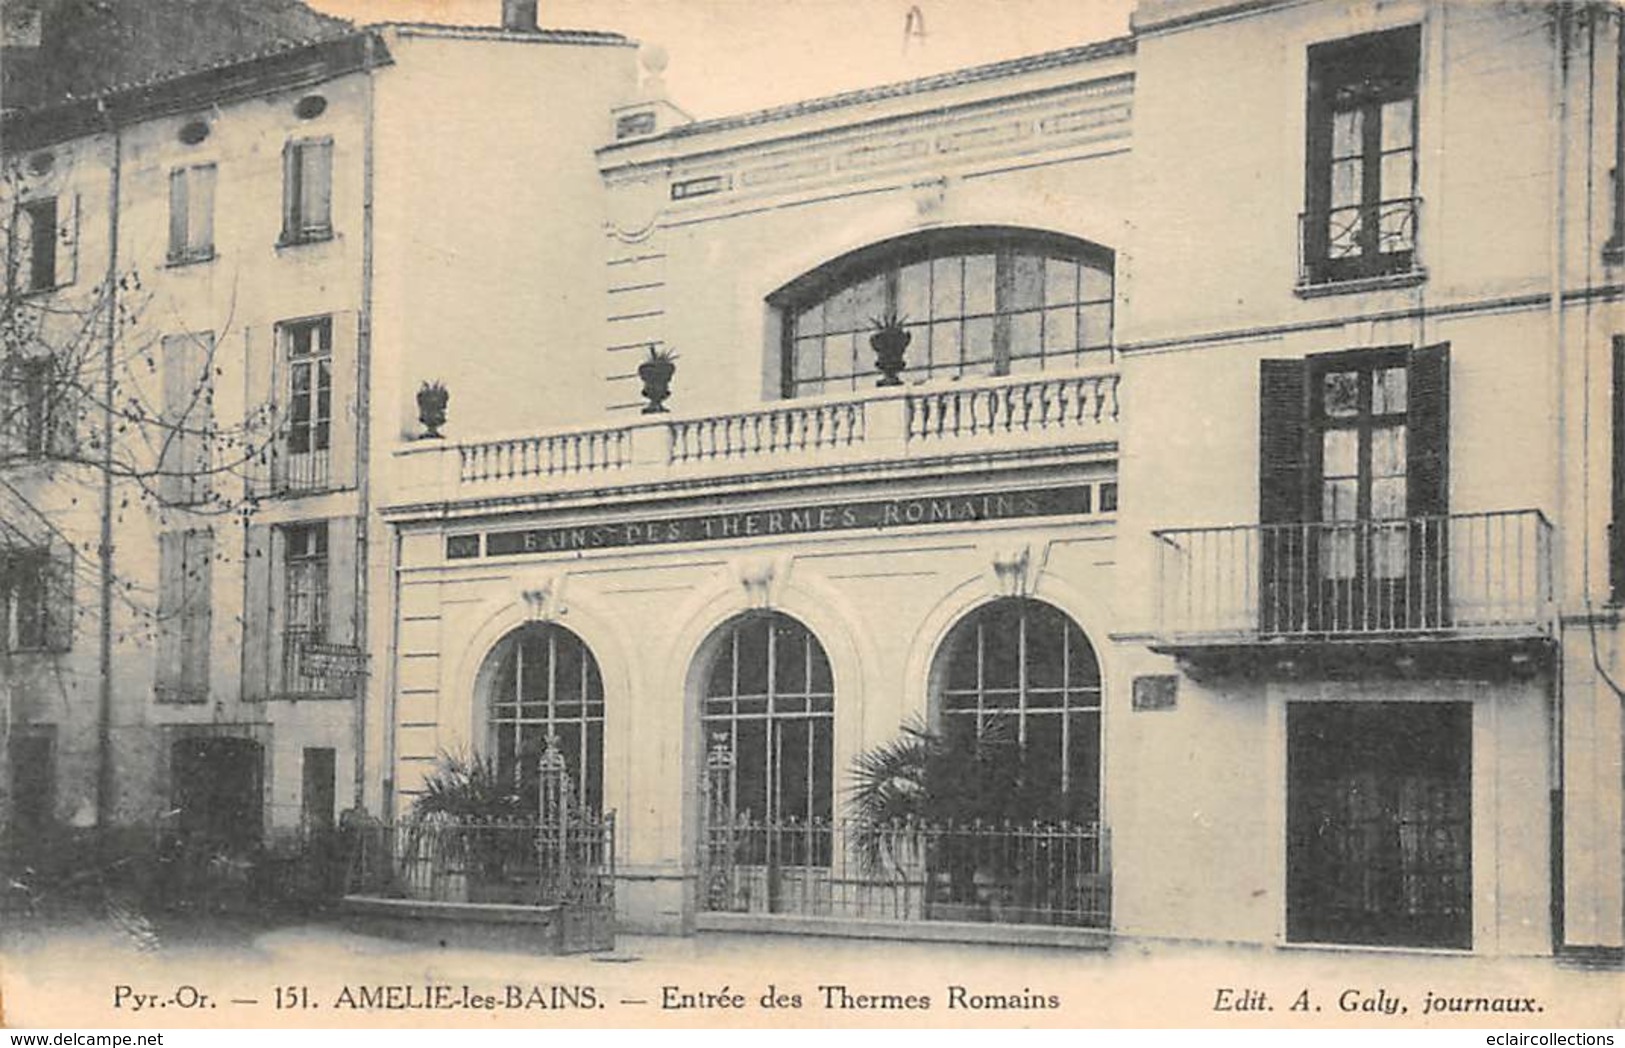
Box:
[7, 731, 56, 865]
[1287, 701, 1472, 949]
[301, 747, 336, 835]
[171, 737, 264, 854]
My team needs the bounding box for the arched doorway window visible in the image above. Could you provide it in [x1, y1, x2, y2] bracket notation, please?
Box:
[700, 612, 834, 828]
[770, 227, 1114, 397]
[485, 623, 605, 814]
[936, 598, 1101, 822]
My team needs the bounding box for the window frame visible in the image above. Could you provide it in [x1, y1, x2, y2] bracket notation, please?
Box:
[1308, 349, 1412, 587]
[769, 227, 1115, 399]
[19, 197, 58, 294]
[281, 521, 329, 664]
[486, 623, 607, 816]
[167, 163, 218, 265]
[1302, 25, 1423, 288]
[280, 137, 334, 246]
[6, 353, 72, 460]
[934, 597, 1102, 822]
[700, 612, 835, 839]
[277, 315, 334, 493]
[3, 547, 72, 654]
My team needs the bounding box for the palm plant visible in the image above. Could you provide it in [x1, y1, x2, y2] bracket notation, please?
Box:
[412, 750, 525, 821]
[847, 717, 1092, 918]
[404, 751, 527, 899]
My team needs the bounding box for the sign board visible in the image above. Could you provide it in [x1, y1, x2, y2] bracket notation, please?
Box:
[447, 484, 1104, 560]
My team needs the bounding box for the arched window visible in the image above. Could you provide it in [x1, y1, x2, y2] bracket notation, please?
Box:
[700, 612, 834, 827]
[936, 598, 1101, 822]
[485, 624, 605, 813]
[771, 227, 1114, 398]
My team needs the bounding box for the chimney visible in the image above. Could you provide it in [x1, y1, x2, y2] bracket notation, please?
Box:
[501, 0, 539, 32]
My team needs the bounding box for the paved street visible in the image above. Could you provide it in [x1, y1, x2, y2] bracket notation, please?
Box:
[2, 912, 1619, 1029]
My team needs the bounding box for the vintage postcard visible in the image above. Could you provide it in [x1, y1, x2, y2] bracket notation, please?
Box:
[0, 0, 1621, 1033]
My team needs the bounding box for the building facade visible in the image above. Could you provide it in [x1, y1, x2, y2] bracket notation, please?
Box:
[1, 3, 637, 868]
[379, 0, 1624, 957]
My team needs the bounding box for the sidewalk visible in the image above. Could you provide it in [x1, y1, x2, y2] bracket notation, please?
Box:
[3, 914, 1620, 1029]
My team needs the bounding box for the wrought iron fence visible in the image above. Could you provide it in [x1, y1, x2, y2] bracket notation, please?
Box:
[346, 814, 616, 909]
[700, 816, 1109, 929]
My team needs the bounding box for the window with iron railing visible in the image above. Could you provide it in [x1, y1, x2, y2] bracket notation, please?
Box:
[1301, 26, 1422, 289]
[701, 613, 834, 864]
[1259, 344, 1449, 634]
[279, 316, 332, 493]
[281, 522, 328, 692]
[487, 624, 606, 816]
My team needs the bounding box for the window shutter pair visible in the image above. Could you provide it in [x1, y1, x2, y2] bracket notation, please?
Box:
[1258, 344, 1449, 522]
[282, 140, 332, 242]
[168, 167, 216, 261]
[1257, 344, 1449, 631]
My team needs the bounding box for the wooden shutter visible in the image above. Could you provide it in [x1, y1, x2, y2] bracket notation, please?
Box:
[186, 529, 213, 697]
[1260, 359, 1310, 524]
[1613, 336, 1625, 603]
[8, 203, 29, 294]
[54, 193, 77, 288]
[193, 165, 216, 258]
[1407, 343, 1450, 518]
[45, 354, 75, 460]
[1259, 359, 1309, 633]
[242, 523, 273, 701]
[156, 530, 183, 698]
[168, 169, 187, 260]
[44, 549, 72, 652]
[243, 324, 277, 497]
[1407, 343, 1450, 627]
[326, 515, 358, 648]
[282, 141, 298, 242]
[306, 140, 333, 233]
[0, 355, 17, 458]
[328, 311, 358, 490]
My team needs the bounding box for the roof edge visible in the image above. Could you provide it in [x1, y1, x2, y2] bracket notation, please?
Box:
[2, 30, 391, 154]
[620, 33, 1135, 149]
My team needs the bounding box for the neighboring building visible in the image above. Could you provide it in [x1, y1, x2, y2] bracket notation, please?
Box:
[1, 1, 637, 863]
[379, 0, 1624, 959]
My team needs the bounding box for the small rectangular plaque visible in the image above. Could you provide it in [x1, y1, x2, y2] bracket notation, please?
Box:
[1133, 674, 1178, 712]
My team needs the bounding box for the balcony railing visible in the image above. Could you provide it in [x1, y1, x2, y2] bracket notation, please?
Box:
[392, 369, 1119, 506]
[1298, 197, 1423, 290]
[700, 816, 1109, 929]
[1153, 511, 1553, 642]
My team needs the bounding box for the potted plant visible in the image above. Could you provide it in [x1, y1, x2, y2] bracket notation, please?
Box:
[867, 309, 911, 386]
[416, 380, 449, 439]
[848, 717, 1090, 923]
[409, 751, 525, 903]
[637, 345, 678, 414]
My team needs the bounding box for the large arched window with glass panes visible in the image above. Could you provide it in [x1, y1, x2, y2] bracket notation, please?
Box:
[771, 228, 1114, 398]
[700, 612, 834, 831]
[484, 624, 605, 814]
[936, 598, 1102, 822]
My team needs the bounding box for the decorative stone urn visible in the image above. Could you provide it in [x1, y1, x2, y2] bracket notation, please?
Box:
[416, 380, 449, 438]
[638, 345, 678, 414]
[868, 314, 911, 387]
